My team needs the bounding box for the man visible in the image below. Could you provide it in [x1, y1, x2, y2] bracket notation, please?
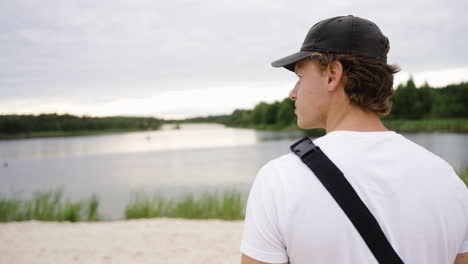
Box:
[240, 15, 468, 264]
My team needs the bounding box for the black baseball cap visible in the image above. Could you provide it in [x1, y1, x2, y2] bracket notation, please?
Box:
[271, 15, 389, 72]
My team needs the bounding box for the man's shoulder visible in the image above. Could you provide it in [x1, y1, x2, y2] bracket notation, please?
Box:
[272, 152, 300, 164]
[258, 152, 310, 184]
[266, 152, 303, 171]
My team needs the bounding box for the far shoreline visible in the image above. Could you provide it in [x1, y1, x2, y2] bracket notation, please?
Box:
[1, 119, 468, 140]
[223, 118, 468, 135]
[0, 128, 156, 140]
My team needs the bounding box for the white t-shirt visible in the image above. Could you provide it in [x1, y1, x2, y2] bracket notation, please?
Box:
[240, 130, 468, 264]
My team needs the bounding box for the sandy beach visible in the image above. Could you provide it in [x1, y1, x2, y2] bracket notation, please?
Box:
[0, 218, 245, 264]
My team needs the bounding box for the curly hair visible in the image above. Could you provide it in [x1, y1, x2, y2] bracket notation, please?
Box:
[302, 51, 401, 117]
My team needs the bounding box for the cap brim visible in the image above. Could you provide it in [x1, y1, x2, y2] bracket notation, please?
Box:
[271, 50, 315, 72]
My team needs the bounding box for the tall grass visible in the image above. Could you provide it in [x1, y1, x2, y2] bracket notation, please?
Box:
[459, 168, 468, 187]
[2, 172, 466, 223]
[382, 119, 468, 133]
[226, 119, 468, 133]
[125, 190, 246, 220]
[0, 188, 100, 222]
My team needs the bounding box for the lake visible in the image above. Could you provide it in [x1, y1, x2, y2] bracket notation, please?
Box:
[1, 123, 467, 220]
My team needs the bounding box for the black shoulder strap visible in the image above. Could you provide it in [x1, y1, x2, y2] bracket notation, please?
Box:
[290, 136, 404, 264]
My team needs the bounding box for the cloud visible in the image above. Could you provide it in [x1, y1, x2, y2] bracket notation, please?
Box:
[0, 0, 467, 116]
[2, 65, 467, 119]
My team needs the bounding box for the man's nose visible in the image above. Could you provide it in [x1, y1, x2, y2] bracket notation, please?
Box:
[289, 81, 299, 101]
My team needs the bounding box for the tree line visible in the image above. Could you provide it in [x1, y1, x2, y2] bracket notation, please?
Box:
[389, 79, 467, 119]
[219, 79, 468, 128]
[0, 114, 163, 134]
[1, 79, 466, 135]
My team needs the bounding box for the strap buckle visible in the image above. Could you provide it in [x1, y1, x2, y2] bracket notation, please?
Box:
[290, 136, 319, 158]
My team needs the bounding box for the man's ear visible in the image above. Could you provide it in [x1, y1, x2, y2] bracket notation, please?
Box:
[326, 60, 344, 92]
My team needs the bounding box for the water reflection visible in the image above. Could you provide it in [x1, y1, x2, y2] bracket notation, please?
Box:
[0, 123, 304, 160]
[0, 123, 467, 219]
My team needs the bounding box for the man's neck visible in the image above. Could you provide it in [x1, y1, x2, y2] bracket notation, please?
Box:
[324, 103, 388, 134]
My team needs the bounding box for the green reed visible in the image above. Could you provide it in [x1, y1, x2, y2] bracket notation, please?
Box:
[382, 119, 468, 133]
[2, 173, 467, 223]
[459, 168, 468, 187]
[0, 188, 100, 222]
[125, 190, 246, 220]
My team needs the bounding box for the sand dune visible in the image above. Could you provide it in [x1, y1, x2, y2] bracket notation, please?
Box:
[0, 218, 244, 264]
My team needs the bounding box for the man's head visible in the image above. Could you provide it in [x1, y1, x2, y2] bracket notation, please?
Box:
[271, 15, 400, 130]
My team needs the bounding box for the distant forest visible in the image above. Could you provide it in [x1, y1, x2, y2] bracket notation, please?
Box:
[1, 78, 467, 137]
[0, 114, 163, 135]
[178, 78, 468, 129]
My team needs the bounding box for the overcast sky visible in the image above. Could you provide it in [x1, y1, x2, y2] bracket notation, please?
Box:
[1, 0, 467, 119]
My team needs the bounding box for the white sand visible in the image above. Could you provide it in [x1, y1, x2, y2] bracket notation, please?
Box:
[0, 218, 245, 264]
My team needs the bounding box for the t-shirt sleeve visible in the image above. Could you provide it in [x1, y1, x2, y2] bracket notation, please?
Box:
[458, 188, 468, 254]
[459, 235, 468, 253]
[240, 161, 289, 263]
[448, 167, 468, 254]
